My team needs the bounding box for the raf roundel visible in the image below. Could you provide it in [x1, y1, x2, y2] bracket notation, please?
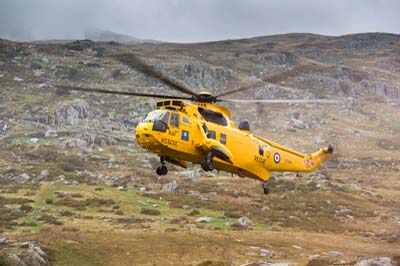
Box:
[274, 152, 281, 164]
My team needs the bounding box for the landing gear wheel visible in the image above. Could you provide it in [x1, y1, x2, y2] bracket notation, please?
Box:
[202, 152, 214, 171]
[202, 160, 214, 171]
[262, 182, 270, 195]
[160, 165, 168, 175]
[156, 165, 168, 176]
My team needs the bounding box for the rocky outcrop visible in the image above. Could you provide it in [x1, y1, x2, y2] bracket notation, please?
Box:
[334, 66, 368, 82]
[360, 81, 400, 98]
[1, 240, 49, 266]
[376, 58, 400, 74]
[266, 52, 297, 66]
[11, 173, 31, 184]
[249, 52, 296, 66]
[297, 46, 343, 64]
[37, 99, 89, 127]
[335, 33, 400, 50]
[165, 63, 232, 90]
[161, 181, 179, 193]
[64, 40, 96, 51]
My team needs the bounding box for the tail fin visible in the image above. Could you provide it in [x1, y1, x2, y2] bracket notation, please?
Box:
[306, 145, 334, 171]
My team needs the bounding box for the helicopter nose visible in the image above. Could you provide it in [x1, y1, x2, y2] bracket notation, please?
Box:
[135, 122, 152, 147]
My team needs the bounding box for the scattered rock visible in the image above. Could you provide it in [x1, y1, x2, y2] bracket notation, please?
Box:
[17, 242, 31, 248]
[30, 138, 39, 143]
[37, 169, 49, 181]
[44, 129, 58, 137]
[322, 251, 344, 257]
[64, 180, 79, 185]
[261, 206, 270, 211]
[64, 40, 95, 51]
[259, 248, 273, 258]
[308, 255, 320, 260]
[355, 257, 395, 266]
[292, 245, 302, 250]
[196, 216, 213, 223]
[161, 181, 179, 193]
[60, 138, 88, 150]
[5, 253, 27, 266]
[179, 169, 200, 179]
[237, 216, 253, 228]
[12, 173, 31, 184]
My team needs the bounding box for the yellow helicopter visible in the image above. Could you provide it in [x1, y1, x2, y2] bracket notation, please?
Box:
[58, 54, 335, 194]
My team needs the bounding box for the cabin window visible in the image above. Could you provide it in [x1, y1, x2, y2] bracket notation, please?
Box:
[259, 145, 264, 156]
[170, 113, 179, 127]
[220, 133, 226, 144]
[172, 100, 182, 107]
[182, 116, 190, 124]
[207, 130, 216, 139]
[198, 107, 227, 126]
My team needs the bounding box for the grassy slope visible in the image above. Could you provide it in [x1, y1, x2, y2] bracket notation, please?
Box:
[1, 34, 400, 265]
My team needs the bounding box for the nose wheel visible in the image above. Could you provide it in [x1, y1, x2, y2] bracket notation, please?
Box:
[156, 156, 168, 176]
[202, 152, 214, 171]
[262, 182, 270, 195]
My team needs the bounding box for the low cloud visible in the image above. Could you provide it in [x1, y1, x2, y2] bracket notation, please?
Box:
[0, 0, 399, 43]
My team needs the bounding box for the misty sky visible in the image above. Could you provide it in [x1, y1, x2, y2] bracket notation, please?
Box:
[0, 0, 399, 43]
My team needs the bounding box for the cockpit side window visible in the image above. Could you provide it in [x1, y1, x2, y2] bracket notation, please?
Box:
[152, 112, 169, 132]
[170, 113, 179, 127]
[198, 107, 227, 126]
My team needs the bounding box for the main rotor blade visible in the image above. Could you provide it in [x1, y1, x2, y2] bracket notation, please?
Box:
[55, 85, 192, 100]
[215, 85, 256, 98]
[214, 68, 300, 98]
[218, 98, 342, 104]
[113, 53, 197, 97]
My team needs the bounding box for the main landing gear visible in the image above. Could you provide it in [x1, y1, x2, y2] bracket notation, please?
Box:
[156, 156, 168, 176]
[202, 152, 214, 171]
[262, 182, 270, 195]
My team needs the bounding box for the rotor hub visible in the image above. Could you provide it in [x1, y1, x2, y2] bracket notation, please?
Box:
[193, 91, 217, 103]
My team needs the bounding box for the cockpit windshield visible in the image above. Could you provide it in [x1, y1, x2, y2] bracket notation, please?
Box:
[142, 110, 166, 122]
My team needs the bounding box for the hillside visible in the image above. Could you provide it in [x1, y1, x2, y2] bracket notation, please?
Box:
[0, 33, 399, 266]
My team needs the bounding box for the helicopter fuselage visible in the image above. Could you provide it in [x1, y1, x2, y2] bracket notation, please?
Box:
[135, 99, 333, 182]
